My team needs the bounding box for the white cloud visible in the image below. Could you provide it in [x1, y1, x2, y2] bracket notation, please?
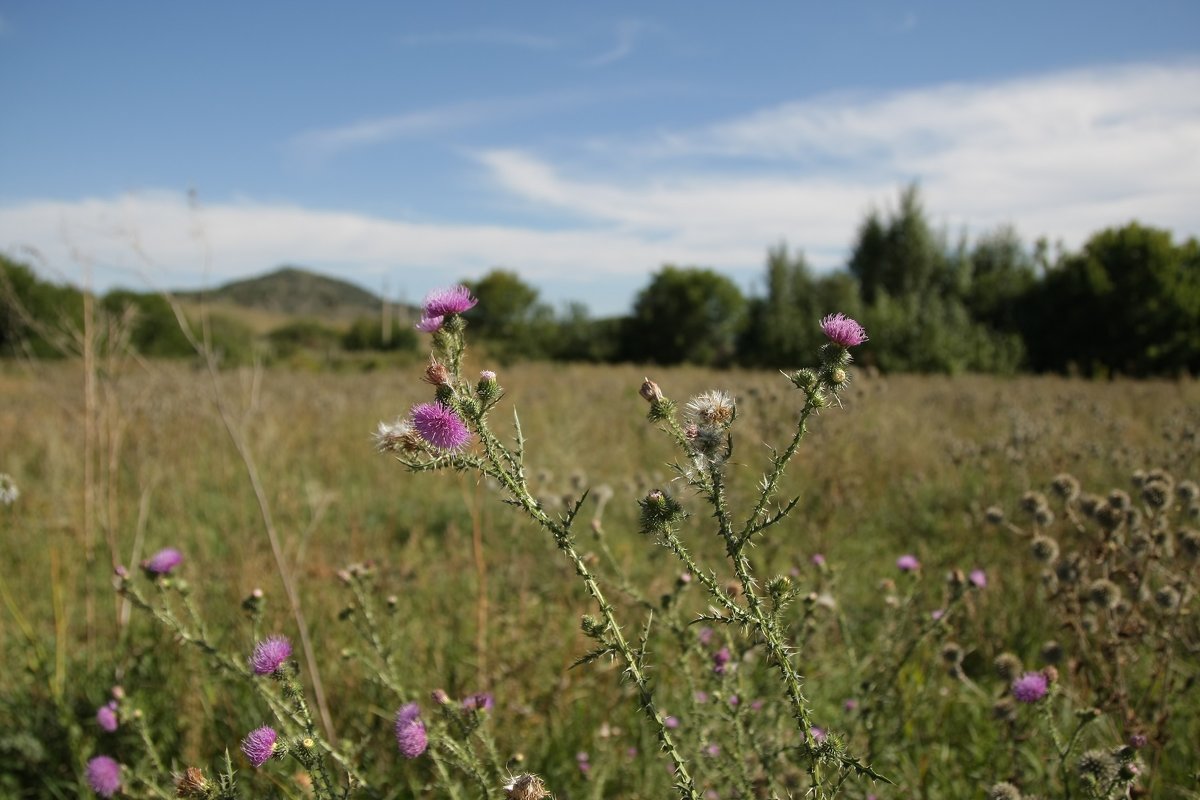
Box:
[585, 19, 645, 67]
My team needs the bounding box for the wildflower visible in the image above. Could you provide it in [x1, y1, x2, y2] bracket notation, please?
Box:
[705, 743, 721, 756]
[811, 553, 826, 567]
[174, 766, 209, 798]
[694, 691, 709, 703]
[685, 390, 736, 427]
[411, 403, 472, 451]
[896, 554, 920, 572]
[96, 702, 118, 733]
[395, 703, 428, 758]
[415, 315, 444, 332]
[843, 698, 859, 713]
[0, 473, 18, 506]
[576, 751, 590, 776]
[820, 313, 868, 347]
[1128, 732, 1148, 749]
[250, 635, 293, 676]
[930, 608, 945, 621]
[713, 646, 732, 675]
[142, 547, 183, 576]
[810, 726, 826, 743]
[969, 568, 987, 588]
[241, 725, 279, 767]
[664, 715, 679, 729]
[85, 755, 121, 797]
[1011, 671, 1048, 703]
[462, 691, 494, 712]
[503, 773, 551, 800]
[422, 284, 477, 318]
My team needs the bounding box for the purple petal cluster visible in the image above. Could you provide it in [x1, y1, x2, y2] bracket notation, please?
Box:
[394, 702, 428, 758]
[416, 285, 477, 331]
[86, 755, 122, 797]
[142, 547, 183, 575]
[241, 725, 278, 767]
[1012, 671, 1049, 703]
[896, 554, 921, 572]
[250, 635, 293, 676]
[411, 403, 472, 450]
[96, 702, 118, 733]
[713, 646, 732, 675]
[461, 691, 494, 711]
[969, 568, 988, 588]
[820, 313, 869, 347]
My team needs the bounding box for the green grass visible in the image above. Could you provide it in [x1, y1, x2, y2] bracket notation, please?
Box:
[1, 358, 1197, 798]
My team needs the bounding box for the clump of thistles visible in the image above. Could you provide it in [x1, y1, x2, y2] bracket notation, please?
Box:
[86, 755, 122, 797]
[394, 702, 428, 758]
[250, 635, 293, 676]
[415, 284, 477, 332]
[820, 313, 868, 347]
[411, 402, 473, 450]
[241, 725, 279, 767]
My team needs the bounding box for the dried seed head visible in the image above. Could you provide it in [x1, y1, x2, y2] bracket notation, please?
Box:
[1096, 502, 1125, 531]
[1180, 528, 1200, 560]
[940, 642, 964, 665]
[504, 772, 551, 800]
[984, 505, 1005, 524]
[1177, 480, 1199, 504]
[992, 696, 1017, 722]
[1078, 493, 1103, 517]
[994, 652, 1023, 682]
[1055, 554, 1083, 585]
[1154, 586, 1181, 611]
[1108, 489, 1132, 512]
[1040, 640, 1063, 664]
[639, 378, 663, 404]
[1020, 491, 1049, 516]
[1141, 479, 1173, 510]
[1086, 579, 1122, 610]
[685, 390, 736, 427]
[174, 767, 208, 798]
[988, 782, 1023, 800]
[423, 358, 452, 387]
[1034, 505, 1056, 527]
[1051, 473, 1081, 502]
[1031, 535, 1060, 563]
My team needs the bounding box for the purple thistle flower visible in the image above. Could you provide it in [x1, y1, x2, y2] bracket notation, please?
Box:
[422, 285, 478, 318]
[844, 699, 859, 713]
[664, 715, 680, 729]
[461, 691, 494, 712]
[250, 635, 293, 676]
[896, 554, 921, 572]
[415, 315, 444, 333]
[142, 547, 183, 575]
[694, 690, 709, 703]
[930, 608, 946, 621]
[811, 726, 827, 743]
[395, 703, 428, 758]
[713, 646, 732, 675]
[810, 553, 826, 566]
[86, 755, 122, 797]
[241, 725, 278, 767]
[969, 568, 988, 588]
[411, 403, 472, 450]
[820, 313, 868, 347]
[705, 743, 721, 757]
[96, 702, 118, 733]
[1012, 671, 1049, 703]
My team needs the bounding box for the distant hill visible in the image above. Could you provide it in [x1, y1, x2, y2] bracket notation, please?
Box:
[176, 266, 409, 321]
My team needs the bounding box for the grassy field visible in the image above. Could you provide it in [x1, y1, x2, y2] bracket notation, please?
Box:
[1, 354, 1197, 798]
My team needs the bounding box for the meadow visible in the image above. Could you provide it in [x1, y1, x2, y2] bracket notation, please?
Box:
[1, 336, 1198, 798]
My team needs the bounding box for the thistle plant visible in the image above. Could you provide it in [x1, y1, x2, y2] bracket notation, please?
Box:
[379, 290, 884, 798]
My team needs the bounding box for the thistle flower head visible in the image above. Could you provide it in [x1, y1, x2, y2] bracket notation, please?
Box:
[988, 782, 1023, 800]
[1012, 671, 1048, 703]
[250, 635, 293, 675]
[685, 390, 736, 427]
[96, 702, 118, 733]
[1076, 748, 1119, 784]
[820, 313, 868, 347]
[969, 568, 987, 588]
[174, 766, 209, 798]
[373, 418, 423, 454]
[86, 755, 122, 797]
[142, 547, 183, 576]
[638, 378, 663, 404]
[896, 554, 921, 572]
[503, 773, 551, 800]
[415, 314, 445, 332]
[395, 702, 428, 758]
[422, 284, 478, 318]
[1031, 535, 1060, 563]
[462, 691, 494, 712]
[1051, 473, 1081, 502]
[241, 725, 278, 767]
[1086, 578, 1121, 610]
[411, 403, 472, 451]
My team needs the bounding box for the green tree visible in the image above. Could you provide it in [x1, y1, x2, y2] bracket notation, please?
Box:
[623, 265, 746, 366]
[1024, 223, 1200, 375]
[0, 256, 85, 357]
[849, 184, 948, 303]
[101, 289, 194, 357]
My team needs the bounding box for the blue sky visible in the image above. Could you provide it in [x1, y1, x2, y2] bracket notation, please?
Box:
[1, 2, 1198, 315]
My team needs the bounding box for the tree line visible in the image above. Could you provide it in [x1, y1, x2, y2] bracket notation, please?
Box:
[3, 185, 1198, 375]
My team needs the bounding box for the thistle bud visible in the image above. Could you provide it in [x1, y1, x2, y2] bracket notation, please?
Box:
[174, 766, 209, 798]
[639, 378, 663, 404]
[637, 489, 684, 535]
[424, 358, 452, 387]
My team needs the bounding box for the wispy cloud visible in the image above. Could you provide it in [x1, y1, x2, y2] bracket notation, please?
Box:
[585, 19, 645, 67]
[397, 28, 562, 51]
